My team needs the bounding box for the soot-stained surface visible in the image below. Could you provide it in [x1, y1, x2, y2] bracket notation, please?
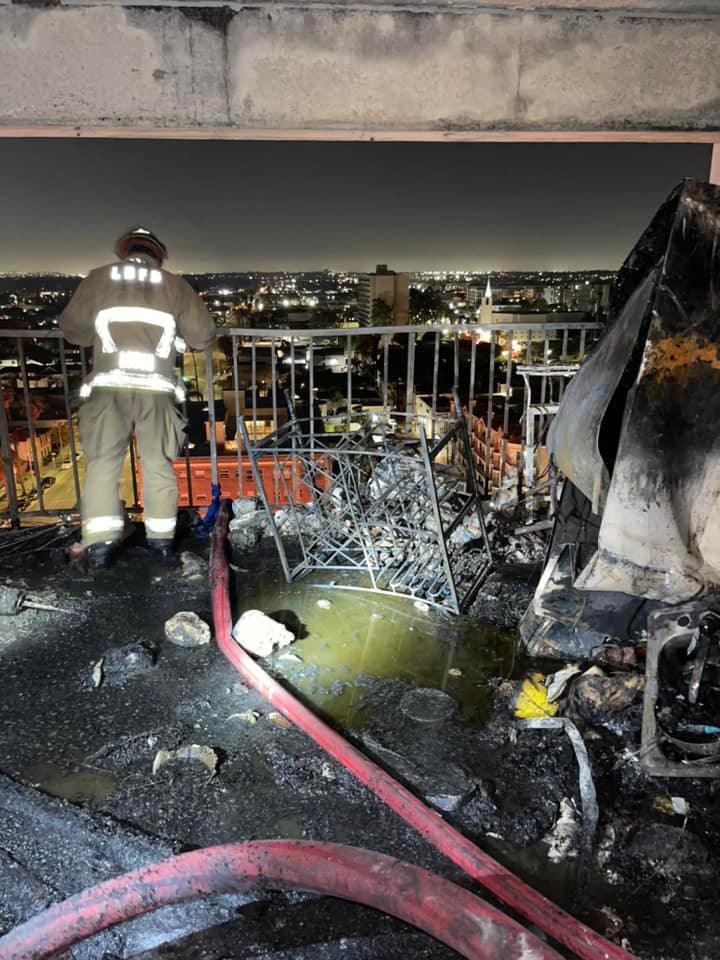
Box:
[1, 529, 719, 959]
[0, 534, 464, 959]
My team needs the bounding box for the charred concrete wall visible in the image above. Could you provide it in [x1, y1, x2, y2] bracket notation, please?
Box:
[1, 1, 719, 135]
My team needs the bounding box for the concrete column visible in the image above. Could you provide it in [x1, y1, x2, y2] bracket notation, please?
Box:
[710, 144, 720, 185]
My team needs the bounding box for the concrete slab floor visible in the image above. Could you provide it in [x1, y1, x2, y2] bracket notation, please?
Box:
[0, 529, 719, 958]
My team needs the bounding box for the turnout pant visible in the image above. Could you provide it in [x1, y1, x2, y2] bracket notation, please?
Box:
[78, 388, 186, 546]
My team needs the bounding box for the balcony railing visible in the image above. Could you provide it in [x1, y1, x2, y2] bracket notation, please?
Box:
[0, 319, 602, 525]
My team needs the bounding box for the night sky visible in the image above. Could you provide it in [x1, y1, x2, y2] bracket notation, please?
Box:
[0, 139, 711, 275]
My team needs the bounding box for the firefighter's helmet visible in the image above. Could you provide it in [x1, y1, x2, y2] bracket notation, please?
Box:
[114, 227, 168, 265]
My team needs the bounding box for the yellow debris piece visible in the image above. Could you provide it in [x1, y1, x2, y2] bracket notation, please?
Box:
[514, 673, 559, 719]
[653, 795, 689, 818]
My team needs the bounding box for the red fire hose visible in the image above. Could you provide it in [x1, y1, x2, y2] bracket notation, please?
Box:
[211, 501, 635, 960]
[0, 840, 561, 960]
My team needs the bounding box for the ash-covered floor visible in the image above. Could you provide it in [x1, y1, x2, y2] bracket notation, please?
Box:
[0, 526, 719, 959]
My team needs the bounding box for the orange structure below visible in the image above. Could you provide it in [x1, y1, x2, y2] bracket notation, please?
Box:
[136, 455, 316, 509]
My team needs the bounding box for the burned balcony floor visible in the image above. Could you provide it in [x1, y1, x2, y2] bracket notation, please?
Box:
[0, 528, 719, 958]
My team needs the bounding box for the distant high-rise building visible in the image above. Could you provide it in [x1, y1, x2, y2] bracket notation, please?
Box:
[592, 280, 612, 315]
[543, 285, 561, 306]
[358, 264, 409, 325]
[466, 286, 483, 307]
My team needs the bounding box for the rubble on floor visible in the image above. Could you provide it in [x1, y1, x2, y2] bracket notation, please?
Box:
[484, 506, 548, 567]
[180, 551, 206, 582]
[86, 640, 158, 688]
[1, 530, 720, 958]
[229, 496, 268, 551]
[467, 564, 536, 630]
[164, 610, 211, 648]
[152, 743, 219, 776]
[233, 609, 296, 657]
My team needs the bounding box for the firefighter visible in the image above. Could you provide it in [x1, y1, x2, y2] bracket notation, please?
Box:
[60, 227, 216, 567]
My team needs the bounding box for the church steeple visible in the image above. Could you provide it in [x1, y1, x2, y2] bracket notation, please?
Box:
[479, 274, 493, 325]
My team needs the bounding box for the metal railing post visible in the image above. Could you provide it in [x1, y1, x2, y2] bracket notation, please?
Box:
[205, 347, 219, 490]
[290, 337, 299, 502]
[308, 336, 315, 448]
[453, 332, 460, 390]
[290, 336, 296, 409]
[382, 334, 390, 411]
[432, 331, 440, 419]
[405, 331, 416, 418]
[501, 329, 514, 483]
[251, 339, 257, 443]
[271, 339, 279, 503]
[468, 332, 477, 431]
[0, 381, 20, 527]
[17, 338, 45, 513]
[271, 339, 278, 434]
[182, 396, 194, 508]
[484, 331, 497, 494]
[232, 334, 242, 496]
[58, 339, 82, 510]
[346, 333, 352, 430]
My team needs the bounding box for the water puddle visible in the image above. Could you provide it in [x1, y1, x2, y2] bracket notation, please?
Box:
[233, 553, 515, 729]
[23, 761, 117, 806]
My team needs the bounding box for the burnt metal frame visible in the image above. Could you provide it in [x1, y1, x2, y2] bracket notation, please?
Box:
[641, 606, 720, 778]
[517, 363, 579, 490]
[240, 394, 492, 614]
